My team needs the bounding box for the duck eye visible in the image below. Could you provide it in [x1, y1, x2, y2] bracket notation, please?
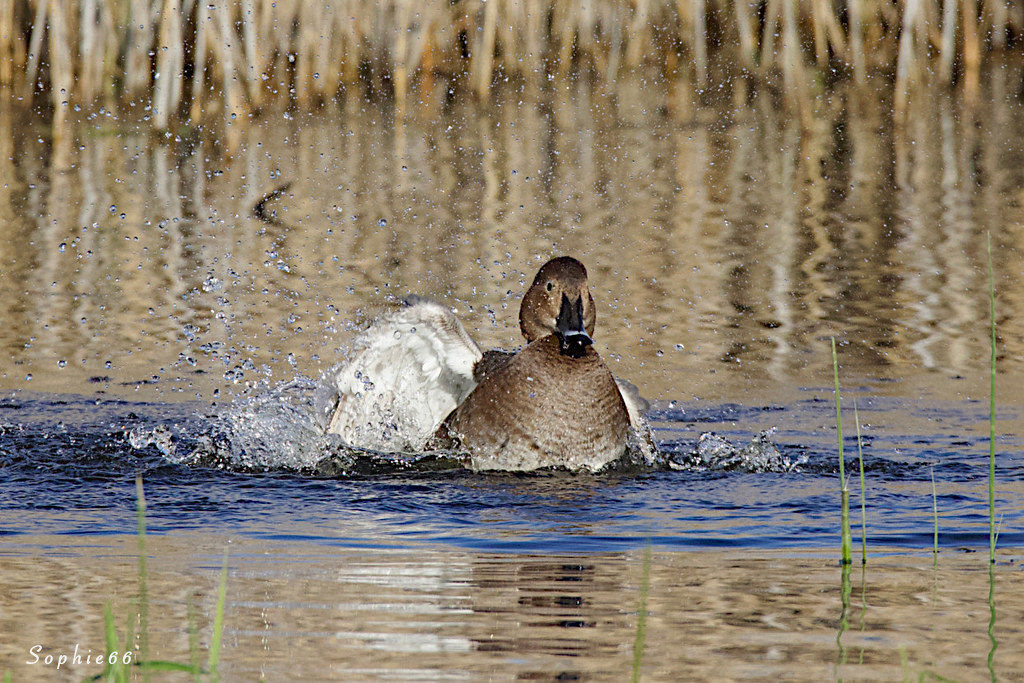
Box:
[545, 281, 554, 292]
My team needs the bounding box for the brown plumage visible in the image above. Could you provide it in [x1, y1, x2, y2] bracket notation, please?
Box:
[441, 257, 631, 471]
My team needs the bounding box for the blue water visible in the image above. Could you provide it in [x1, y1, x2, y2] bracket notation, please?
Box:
[1, 389, 1022, 554]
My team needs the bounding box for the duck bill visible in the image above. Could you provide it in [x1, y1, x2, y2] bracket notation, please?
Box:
[556, 293, 593, 358]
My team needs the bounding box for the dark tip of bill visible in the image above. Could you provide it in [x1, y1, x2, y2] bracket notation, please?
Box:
[559, 330, 593, 358]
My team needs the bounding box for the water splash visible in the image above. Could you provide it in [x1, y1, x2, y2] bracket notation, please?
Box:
[664, 429, 806, 473]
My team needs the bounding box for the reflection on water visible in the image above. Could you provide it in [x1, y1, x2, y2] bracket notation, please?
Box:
[2, 69, 1024, 405]
[1, 536, 1021, 680]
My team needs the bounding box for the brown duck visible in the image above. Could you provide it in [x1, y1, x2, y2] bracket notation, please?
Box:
[326, 257, 648, 472]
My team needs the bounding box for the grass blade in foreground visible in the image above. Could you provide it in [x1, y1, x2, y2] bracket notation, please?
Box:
[206, 550, 230, 681]
[632, 544, 651, 682]
[831, 338, 852, 566]
[987, 232, 996, 563]
[986, 232, 998, 680]
[135, 475, 149, 672]
[931, 467, 939, 568]
[853, 399, 867, 566]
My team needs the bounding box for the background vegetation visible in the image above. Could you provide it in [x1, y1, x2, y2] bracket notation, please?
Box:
[2, 0, 1021, 130]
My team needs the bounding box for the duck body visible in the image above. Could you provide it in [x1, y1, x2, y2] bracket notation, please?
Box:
[326, 257, 649, 472]
[443, 335, 630, 471]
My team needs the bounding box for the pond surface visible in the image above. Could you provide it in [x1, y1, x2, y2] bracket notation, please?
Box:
[2, 68, 1024, 679]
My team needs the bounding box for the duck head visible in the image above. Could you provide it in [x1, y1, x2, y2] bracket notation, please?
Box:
[519, 257, 596, 358]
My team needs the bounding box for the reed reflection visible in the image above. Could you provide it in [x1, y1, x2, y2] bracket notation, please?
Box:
[0, 72, 1023, 402]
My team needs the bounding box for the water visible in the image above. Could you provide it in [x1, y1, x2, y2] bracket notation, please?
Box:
[3, 69, 1024, 678]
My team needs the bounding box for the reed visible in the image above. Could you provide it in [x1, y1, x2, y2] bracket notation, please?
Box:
[207, 550, 229, 680]
[831, 337, 852, 566]
[135, 474, 149, 672]
[853, 399, 867, 566]
[931, 466, 939, 568]
[88, 477, 230, 680]
[631, 543, 652, 683]
[3, 0, 1019, 129]
[987, 232, 996, 564]
[986, 232, 999, 680]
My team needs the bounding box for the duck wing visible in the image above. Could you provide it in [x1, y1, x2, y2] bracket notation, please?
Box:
[473, 348, 517, 382]
[326, 298, 482, 452]
[614, 378, 649, 427]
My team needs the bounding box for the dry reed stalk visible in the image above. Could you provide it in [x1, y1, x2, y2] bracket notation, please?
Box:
[474, 0, 498, 99]
[939, 0, 957, 83]
[990, 0, 1007, 48]
[393, 0, 412, 113]
[758, 0, 780, 73]
[78, 0, 98, 100]
[555, 0, 577, 77]
[241, 0, 260, 107]
[625, 0, 649, 68]
[295, 0, 324, 108]
[731, 0, 756, 69]
[894, 0, 923, 117]
[692, 0, 707, 86]
[125, 0, 156, 98]
[190, 0, 210, 122]
[47, 0, 72, 128]
[848, 0, 865, 84]
[215, 0, 246, 117]
[961, 0, 980, 102]
[152, 0, 183, 130]
[818, 1, 847, 61]
[0, 0, 11, 84]
[22, 0, 47, 99]
[811, 0, 829, 67]
[599, 5, 621, 83]
[780, 0, 804, 97]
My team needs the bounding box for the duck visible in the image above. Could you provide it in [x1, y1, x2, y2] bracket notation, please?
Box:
[325, 257, 651, 472]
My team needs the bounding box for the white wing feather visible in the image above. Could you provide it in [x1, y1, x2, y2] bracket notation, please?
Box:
[326, 299, 482, 452]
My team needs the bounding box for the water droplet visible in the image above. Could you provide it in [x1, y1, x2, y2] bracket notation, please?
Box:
[202, 275, 223, 292]
[58, 242, 66, 252]
[24, 374, 32, 381]
[674, 343, 684, 351]
[104, 360, 112, 369]
[57, 359, 66, 368]
[377, 218, 387, 227]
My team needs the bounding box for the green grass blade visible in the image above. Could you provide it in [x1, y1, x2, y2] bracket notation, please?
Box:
[832, 338, 851, 566]
[135, 475, 150, 673]
[632, 543, 652, 682]
[102, 602, 121, 682]
[987, 232, 996, 564]
[853, 398, 867, 565]
[831, 337, 846, 490]
[931, 467, 939, 568]
[206, 549, 230, 680]
[836, 558, 852, 668]
[987, 560, 998, 681]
